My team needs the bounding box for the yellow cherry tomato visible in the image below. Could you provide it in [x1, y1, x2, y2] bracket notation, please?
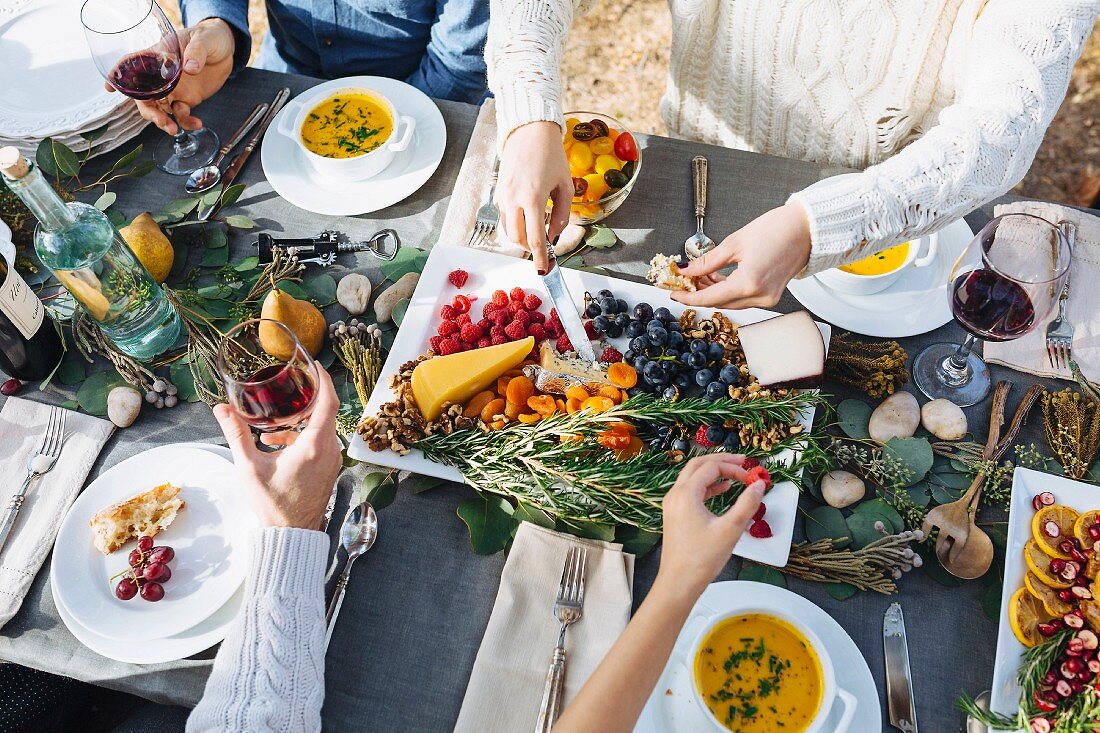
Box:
[567, 143, 594, 173]
[582, 173, 609, 201]
[563, 135, 575, 152]
[577, 202, 603, 217]
[607, 128, 620, 142]
[590, 137, 614, 155]
[565, 117, 580, 134]
[594, 154, 622, 176]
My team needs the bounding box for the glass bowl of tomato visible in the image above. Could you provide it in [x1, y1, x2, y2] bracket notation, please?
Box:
[557, 111, 641, 225]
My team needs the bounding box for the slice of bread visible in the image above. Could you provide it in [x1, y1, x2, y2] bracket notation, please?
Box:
[646, 253, 697, 292]
[89, 483, 185, 555]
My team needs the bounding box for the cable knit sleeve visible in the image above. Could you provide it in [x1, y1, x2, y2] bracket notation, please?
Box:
[487, 0, 593, 148]
[789, 0, 1099, 276]
[186, 527, 328, 733]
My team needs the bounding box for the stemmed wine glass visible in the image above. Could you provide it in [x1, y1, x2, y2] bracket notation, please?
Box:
[81, 0, 219, 175]
[913, 213, 1074, 406]
[217, 319, 319, 441]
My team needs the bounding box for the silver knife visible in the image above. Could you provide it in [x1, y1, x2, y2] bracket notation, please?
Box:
[884, 602, 918, 733]
[198, 87, 291, 221]
[540, 241, 596, 363]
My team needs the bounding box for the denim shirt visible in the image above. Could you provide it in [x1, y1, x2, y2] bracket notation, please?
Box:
[181, 0, 489, 104]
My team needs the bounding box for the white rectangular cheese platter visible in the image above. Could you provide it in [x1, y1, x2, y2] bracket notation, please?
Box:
[346, 244, 830, 566]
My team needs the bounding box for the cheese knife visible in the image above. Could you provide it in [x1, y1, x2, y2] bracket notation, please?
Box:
[540, 241, 596, 364]
[884, 602, 918, 733]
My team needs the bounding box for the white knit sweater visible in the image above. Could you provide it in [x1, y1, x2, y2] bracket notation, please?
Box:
[186, 527, 327, 733]
[487, 0, 1099, 274]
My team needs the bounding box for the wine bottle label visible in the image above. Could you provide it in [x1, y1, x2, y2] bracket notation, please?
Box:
[0, 258, 44, 340]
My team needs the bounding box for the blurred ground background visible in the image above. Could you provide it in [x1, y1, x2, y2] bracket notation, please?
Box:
[163, 0, 1100, 207]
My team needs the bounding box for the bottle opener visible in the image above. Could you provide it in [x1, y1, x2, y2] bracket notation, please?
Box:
[255, 229, 400, 266]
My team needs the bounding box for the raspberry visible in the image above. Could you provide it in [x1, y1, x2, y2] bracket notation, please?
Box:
[448, 269, 469, 288]
[695, 425, 719, 449]
[746, 465, 772, 490]
[545, 320, 563, 337]
[437, 320, 459, 337]
[509, 287, 526, 303]
[460, 323, 484, 343]
[752, 503, 767, 521]
[599, 347, 623, 364]
[491, 335, 508, 346]
[584, 321, 599, 339]
[477, 318, 492, 332]
[748, 519, 773, 539]
[523, 293, 543, 310]
[527, 323, 547, 340]
[491, 290, 509, 307]
[741, 457, 761, 470]
[490, 325, 506, 340]
[456, 313, 472, 326]
[452, 295, 472, 314]
[504, 322, 527, 340]
[438, 337, 461, 355]
[439, 304, 457, 320]
[556, 334, 574, 353]
[491, 309, 510, 326]
[429, 335, 443, 352]
[477, 337, 492, 349]
[482, 302, 499, 317]
[512, 310, 531, 327]
[550, 308, 558, 320]
[528, 311, 545, 324]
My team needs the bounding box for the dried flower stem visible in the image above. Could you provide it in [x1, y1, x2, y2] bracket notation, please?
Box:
[767, 532, 924, 594]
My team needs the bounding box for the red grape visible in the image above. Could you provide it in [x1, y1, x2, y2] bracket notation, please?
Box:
[137, 536, 154, 552]
[115, 577, 138, 601]
[139, 582, 164, 602]
[128, 549, 145, 568]
[147, 546, 174, 564]
[143, 562, 171, 583]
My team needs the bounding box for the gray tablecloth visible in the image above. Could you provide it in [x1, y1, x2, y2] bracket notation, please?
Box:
[0, 67, 1061, 732]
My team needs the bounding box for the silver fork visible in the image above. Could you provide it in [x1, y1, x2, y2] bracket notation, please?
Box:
[534, 545, 588, 733]
[467, 156, 500, 249]
[1045, 280, 1074, 370]
[0, 406, 67, 554]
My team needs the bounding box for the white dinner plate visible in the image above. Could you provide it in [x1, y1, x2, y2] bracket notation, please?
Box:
[52, 442, 247, 664]
[786, 218, 976, 338]
[260, 76, 446, 217]
[0, 0, 128, 139]
[347, 244, 830, 567]
[634, 581, 881, 732]
[989, 468, 1098, 730]
[51, 444, 257, 642]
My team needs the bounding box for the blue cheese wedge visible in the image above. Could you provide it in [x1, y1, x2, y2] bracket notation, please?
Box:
[524, 342, 611, 395]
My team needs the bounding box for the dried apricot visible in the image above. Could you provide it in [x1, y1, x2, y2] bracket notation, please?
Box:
[528, 394, 557, 417]
[555, 398, 567, 414]
[597, 385, 622, 403]
[481, 398, 505, 423]
[566, 397, 584, 413]
[489, 419, 507, 430]
[497, 376, 510, 396]
[518, 412, 542, 424]
[463, 391, 496, 418]
[614, 436, 646, 460]
[582, 396, 615, 413]
[560, 433, 583, 444]
[504, 400, 523, 420]
[608, 421, 637, 435]
[506, 375, 536, 405]
[565, 385, 590, 402]
[503, 368, 524, 379]
[597, 428, 632, 449]
[607, 362, 637, 389]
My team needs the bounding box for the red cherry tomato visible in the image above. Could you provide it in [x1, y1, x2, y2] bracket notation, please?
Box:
[613, 132, 638, 162]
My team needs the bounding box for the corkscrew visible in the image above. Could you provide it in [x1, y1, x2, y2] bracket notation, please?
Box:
[254, 229, 400, 266]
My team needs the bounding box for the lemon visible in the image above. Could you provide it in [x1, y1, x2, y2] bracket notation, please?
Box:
[119, 212, 173, 284]
[1009, 586, 1053, 648]
[1074, 510, 1100, 548]
[1024, 540, 1073, 589]
[1032, 504, 1080, 559]
[1024, 571, 1073, 617]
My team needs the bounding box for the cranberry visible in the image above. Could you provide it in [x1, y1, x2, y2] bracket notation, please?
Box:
[1033, 495, 1046, 512]
[1062, 658, 1085, 677]
[0, 378, 22, 397]
[1072, 585, 1094, 600]
[1034, 696, 1058, 714]
[1065, 612, 1085, 629]
[1038, 491, 1057, 507]
[1058, 589, 1075, 602]
[1038, 622, 1063, 638]
[1078, 630, 1099, 650]
[1046, 521, 1063, 539]
[114, 577, 138, 601]
[1050, 558, 1068, 574]
[1031, 718, 1052, 733]
[1090, 524, 1100, 541]
[1042, 672, 1058, 686]
[139, 582, 164, 602]
[1056, 679, 1074, 697]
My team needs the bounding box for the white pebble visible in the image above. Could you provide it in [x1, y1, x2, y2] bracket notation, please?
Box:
[920, 398, 968, 441]
[336, 273, 373, 315]
[553, 224, 587, 257]
[869, 391, 920, 442]
[107, 386, 142, 428]
[820, 470, 865, 508]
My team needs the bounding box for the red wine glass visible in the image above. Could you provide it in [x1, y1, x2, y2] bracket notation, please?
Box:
[913, 214, 1074, 406]
[217, 319, 319, 439]
[80, 0, 219, 175]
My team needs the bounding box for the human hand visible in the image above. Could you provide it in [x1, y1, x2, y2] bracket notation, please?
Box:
[657, 454, 765, 597]
[496, 121, 573, 274]
[107, 18, 235, 134]
[672, 203, 812, 310]
[213, 367, 343, 530]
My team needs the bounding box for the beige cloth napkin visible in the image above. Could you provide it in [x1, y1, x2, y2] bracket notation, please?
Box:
[985, 201, 1100, 380]
[453, 522, 635, 733]
[0, 398, 114, 630]
[437, 99, 529, 259]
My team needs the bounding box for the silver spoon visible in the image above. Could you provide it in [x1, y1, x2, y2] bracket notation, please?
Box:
[684, 155, 715, 259]
[966, 690, 991, 733]
[324, 500, 378, 648]
[184, 102, 269, 195]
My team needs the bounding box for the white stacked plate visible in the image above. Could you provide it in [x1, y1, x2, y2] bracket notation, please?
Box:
[0, 0, 148, 158]
[51, 444, 258, 664]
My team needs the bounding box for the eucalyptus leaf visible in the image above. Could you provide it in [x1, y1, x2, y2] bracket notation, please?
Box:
[850, 499, 905, 533]
[80, 123, 110, 142]
[224, 215, 255, 229]
[105, 208, 126, 227]
[220, 183, 246, 208]
[824, 582, 858, 601]
[929, 470, 973, 490]
[197, 284, 227, 299]
[55, 359, 86, 386]
[919, 546, 962, 587]
[200, 185, 223, 207]
[804, 505, 851, 548]
[200, 246, 229, 268]
[317, 345, 336, 370]
[929, 483, 964, 505]
[615, 525, 662, 556]
[51, 139, 80, 177]
[846, 513, 891, 549]
[109, 145, 143, 172]
[164, 197, 200, 216]
[584, 224, 617, 249]
[738, 565, 787, 588]
[883, 437, 934, 486]
[836, 399, 873, 439]
[405, 475, 449, 494]
[457, 495, 517, 555]
[903, 483, 931, 507]
[981, 579, 1002, 621]
[950, 459, 971, 473]
[556, 518, 616, 542]
[170, 359, 200, 403]
[1088, 462, 1100, 484]
[75, 369, 127, 416]
[93, 191, 116, 211]
[303, 274, 337, 303]
[170, 240, 189, 277]
[361, 471, 397, 510]
[986, 523, 1009, 555]
[392, 297, 409, 326]
[204, 227, 228, 249]
[513, 502, 555, 529]
[153, 210, 185, 225]
[276, 281, 310, 299]
[130, 160, 156, 177]
[234, 256, 260, 272]
[35, 139, 59, 177]
[380, 247, 429, 282]
[58, 399, 79, 410]
[576, 266, 610, 275]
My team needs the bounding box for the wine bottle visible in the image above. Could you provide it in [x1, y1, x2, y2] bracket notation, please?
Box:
[0, 248, 64, 381]
[0, 147, 181, 361]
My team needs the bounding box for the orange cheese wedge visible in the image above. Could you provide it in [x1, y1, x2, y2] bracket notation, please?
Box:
[411, 337, 534, 421]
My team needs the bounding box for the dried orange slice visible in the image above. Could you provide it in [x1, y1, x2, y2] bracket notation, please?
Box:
[1024, 540, 1073, 589]
[1009, 587, 1054, 648]
[1032, 505, 1080, 559]
[1024, 572, 1074, 617]
[1082, 599, 1100, 632]
[1074, 510, 1100, 548]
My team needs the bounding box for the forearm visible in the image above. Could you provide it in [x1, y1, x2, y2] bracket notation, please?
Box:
[790, 0, 1098, 275]
[186, 527, 328, 733]
[180, 0, 250, 73]
[554, 575, 702, 733]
